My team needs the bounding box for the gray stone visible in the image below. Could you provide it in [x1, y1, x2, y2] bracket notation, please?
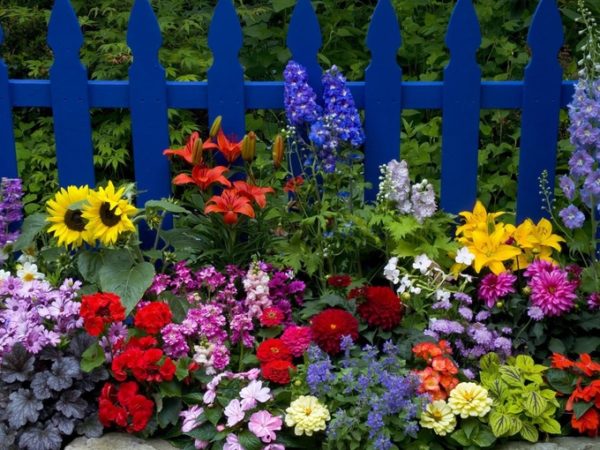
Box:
[495, 437, 600, 450]
[65, 433, 175, 450]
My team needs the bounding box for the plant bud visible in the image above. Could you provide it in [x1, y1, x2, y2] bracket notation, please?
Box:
[241, 131, 257, 161]
[522, 286, 532, 295]
[272, 134, 284, 168]
[191, 136, 204, 165]
[495, 301, 504, 308]
[209, 115, 222, 138]
[401, 292, 411, 301]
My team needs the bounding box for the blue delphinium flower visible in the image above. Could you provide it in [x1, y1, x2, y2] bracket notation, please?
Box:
[559, 204, 586, 229]
[283, 61, 321, 127]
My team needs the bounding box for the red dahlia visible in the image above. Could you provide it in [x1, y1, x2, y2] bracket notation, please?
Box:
[134, 302, 173, 335]
[80, 292, 126, 336]
[261, 359, 296, 384]
[357, 286, 403, 330]
[310, 308, 359, 354]
[260, 307, 285, 327]
[327, 274, 352, 289]
[256, 338, 292, 364]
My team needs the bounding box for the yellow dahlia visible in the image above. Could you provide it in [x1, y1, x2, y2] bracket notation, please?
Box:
[285, 395, 330, 436]
[420, 400, 457, 436]
[448, 382, 493, 419]
[46, 185, 93, 248]
[82, 181, 137, 246]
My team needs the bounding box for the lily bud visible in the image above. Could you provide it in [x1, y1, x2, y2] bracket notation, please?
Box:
[191, 136, 204, 165]
[209, 115, 222, 138]
[272, 134, 284, 169]
[241, 131, 257, 161]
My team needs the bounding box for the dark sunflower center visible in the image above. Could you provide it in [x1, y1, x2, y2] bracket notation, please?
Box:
[99, 202, 122, 227]
[64, 209, 86, 232]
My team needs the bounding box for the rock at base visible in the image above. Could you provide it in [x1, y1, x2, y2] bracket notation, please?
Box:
[495, 437, 600, 450]
[65, 433, 175, 450]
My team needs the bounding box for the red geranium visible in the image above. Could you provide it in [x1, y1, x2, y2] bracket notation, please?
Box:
[572, 408, 599, 437]
[99, 381, 154, 433]
[80, 292, 126, 336]
[261, 360, 296, 384]
[327, 274, 352, 289]
[260, 307, 285, 327]
[357, 286, 403, 330]
[134, 302, 173, 335]
[256, 338, 292, 364]
[111, 346, 176, 383]
[310, 308, 359, 355]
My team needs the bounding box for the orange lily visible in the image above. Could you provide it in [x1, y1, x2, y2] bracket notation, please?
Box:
[172, 165, 231, 191]
[204, 189, 255, 225]
[215, 130, 242, 163]
[163, 132, 218, 165]
[283, 176, 304, 193]
[232, 181, 274, 209]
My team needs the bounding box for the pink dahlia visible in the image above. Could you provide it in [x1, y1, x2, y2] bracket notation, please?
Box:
[523, 259, 556, 279]
[528, 267, 577, 317]
[587, 293, 600, 310]
[281, 325, 312, 357]
[477, 272, 517, 308]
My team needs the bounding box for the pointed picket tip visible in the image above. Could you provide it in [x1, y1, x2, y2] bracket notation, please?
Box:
[366, 0, 401, 55]
[208, 0, 243, 55]
[127, 0, 162, 53]
[528, 0, 563, 52]
[287, 0, 322, 57]
[446, 0, 481, 52]
[48, 0, 83, 53]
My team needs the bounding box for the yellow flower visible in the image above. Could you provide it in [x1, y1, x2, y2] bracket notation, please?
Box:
[456, 200, 505, 240]
[420, 400, 457, 436]
[467, 225, 521, 274]
[510, 218, 564, 269]
[82, 181, 137, 246]
[46, 186, 93, 248]
[448, 382, 493, 419]
[285, 395, 330, 436]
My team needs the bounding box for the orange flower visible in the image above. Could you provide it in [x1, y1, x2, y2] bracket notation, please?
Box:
[172, 165, 231, 191]
[232, 181, 274, 209]
[284, 176, 304, 193]
[432, 356, 459, 375]
[204, 189, 255, 225]
[413, 342, 443, 361]
[551, 353, 574, 370]
[215, 130, 242, 163]
[571, 408, 599, 437]
[576, 354, 600, 377]
[163, 132, 217, 165]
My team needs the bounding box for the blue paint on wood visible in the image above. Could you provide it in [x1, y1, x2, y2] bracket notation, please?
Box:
[48, 0, 95, 187]
[516, 0, 564, 222]
[364, 0, 402, 201]
[441, 0, 482, 214]
[208, 0, 245, 140]
[0, 23, 18, 179]
[127, 0, 171, 207]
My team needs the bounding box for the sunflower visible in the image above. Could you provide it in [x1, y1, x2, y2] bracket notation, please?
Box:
[46, 186, 93, 248]
[82, 181, 137, 245]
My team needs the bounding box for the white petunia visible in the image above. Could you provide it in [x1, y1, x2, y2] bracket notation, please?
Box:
[455, 247, 475, 265]
[412, 254, 432, 274]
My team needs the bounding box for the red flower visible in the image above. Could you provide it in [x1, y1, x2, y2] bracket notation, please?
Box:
[232, 181, 274, 209]
[172, 165, 231, 191]
[134, 302, 173, 335]
[357, 286, 403, 330]
[327, 274, 352, 289]
[99, 381, 154, 433]
[310, 308, 359, 354]
[80, 292, 126, 336]
[261, 359, 296, 384]
[215, 129, 242, 163]
[283, 176, 304, 193]
[576, 354, 600, 376]
[260, 307, 285, 327]
[347, 286, 367, 300]
[126, 336, 158, 350]
[551, 353, 575, 370]
[163, 132, 218, 165]
[205, 189, 255, 225]
[256, 338, 292, 364]
[571, 408, 599, 437]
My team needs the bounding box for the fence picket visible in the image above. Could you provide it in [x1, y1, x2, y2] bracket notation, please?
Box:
[208, 0, 245, 139]
[364, 0, 402, 201]
[47, 0, 95, 187]
[516, 0, 564, 222]
[127, 0, 171, 207]
[440, 0, 482, 214]
[0, 24, 17, 178]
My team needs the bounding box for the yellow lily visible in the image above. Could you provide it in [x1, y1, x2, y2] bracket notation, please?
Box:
[456, 200, 505, 240]
[467, 225, 522, 274]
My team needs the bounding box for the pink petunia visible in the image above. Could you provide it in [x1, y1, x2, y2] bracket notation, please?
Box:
[224, 399, 245, 427]
[248, 411, 283, 443]
[240, 380, 271, 410]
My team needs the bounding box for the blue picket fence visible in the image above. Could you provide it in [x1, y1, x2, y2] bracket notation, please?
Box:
[0, 0, 575, 221]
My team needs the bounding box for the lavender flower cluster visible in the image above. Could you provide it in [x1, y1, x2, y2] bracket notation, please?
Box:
[0, 178, 23, 253]
[307, 339, 424, 450]
[378, 159, 437, 222]
[559, 79, 600, 229]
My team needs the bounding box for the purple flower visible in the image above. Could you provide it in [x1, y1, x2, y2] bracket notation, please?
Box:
[428, 319, 464, 335]
[583, 169, 600, 196]
[0, 178, 23, 248]
[587, 293, 600, 310]
[283, 60, 321, 126]
[559, 204, 586, 229]
[478, 272, 517, 308]
[569, 149, 594, 178]
[559, 175, 576, 201]
[527, 306, 545, 321]
[454, 292, 473, 305]
[458, 306, 473, 321]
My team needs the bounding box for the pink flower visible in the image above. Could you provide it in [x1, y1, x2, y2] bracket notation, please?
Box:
[477, 272, 517, 308]
[264, 445, 286, 450]
[281, 325, 312, 357]
[248, 411, 283, 443]
[194, 440, 209, 449]
[224, 399, 245, 427]
[203, 389, 216, 405]
[240, 380, 271, 410]
[523, 259, 556, 278]
[180, 405, 204, 433]
[587, 292, 600, 310]
[528, 267, 577, 317]
[223, 434, 244, 450]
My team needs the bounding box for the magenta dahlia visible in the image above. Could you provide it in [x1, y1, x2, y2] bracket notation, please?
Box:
[477, 272, 517, 308]
[528, 266, 577, 317]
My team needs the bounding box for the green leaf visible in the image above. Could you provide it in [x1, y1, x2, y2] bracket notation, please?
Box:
[573, 337, 600, 354]
[77, 251, 104, 284]
[461, 418, 478, 438]
[548, 338, 566, 354]
[523, 391, 547, 417]
[573, 401, 594, 420]
[237, 430, 262, 450]
[489, 412, 512, 437]
[158, 398, 182, 428]
[471, 426, 496, 448]
[480, 353, 500, 372]
[14, 213, 47, 251]
[546, 369, 577, 395]
[159, 380, 181, 398]
[175, 358, 189, 381]
[186, 423, 216, 441]
[519, 422, 539, 442]
[450, 429, 470, 446]
[538, 418, 561, 434]
[499, 366, 523, 387]
[272, 0, 296, 12]
[80, 342, 105, 373]
[145, 199, 190, 214]
[205, 406, 222, 426]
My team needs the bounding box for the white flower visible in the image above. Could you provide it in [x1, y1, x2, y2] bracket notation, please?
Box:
[455, 247, 475, 265]
[412, 254, 432, 274]
[383, 257, 400, 284]
[240, 380, 271, 410]
[224, 399, 245, 427]
[0, 269, 10, 281]
[17, 253, 36, 265]
[435, 289, 451, 302]
[16, 262, 44, 283]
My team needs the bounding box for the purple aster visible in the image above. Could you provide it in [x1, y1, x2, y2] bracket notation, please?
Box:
[527, 306, 545, 321]
[477, 272, 517, 308]
[428, 319, 464, 335]
[559, 204, 586, 229]
[454, 292, 473, 304]
[458, 306, 473, 321]
[475, 311, 491, 322]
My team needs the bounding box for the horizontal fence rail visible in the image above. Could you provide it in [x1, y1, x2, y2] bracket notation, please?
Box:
[0, 0, 577, 221]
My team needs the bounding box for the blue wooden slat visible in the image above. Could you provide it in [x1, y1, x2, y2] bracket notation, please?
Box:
[0, 23, 18, 179]
[441, 0, 482, 214]
[516, 0, 564, 222]
[364, 0, 402, 201]
[47, 0, 94, 187]
[287, 0, 323, 96]
[126, 0, 171, 207]
[207, 0, 245, 139]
